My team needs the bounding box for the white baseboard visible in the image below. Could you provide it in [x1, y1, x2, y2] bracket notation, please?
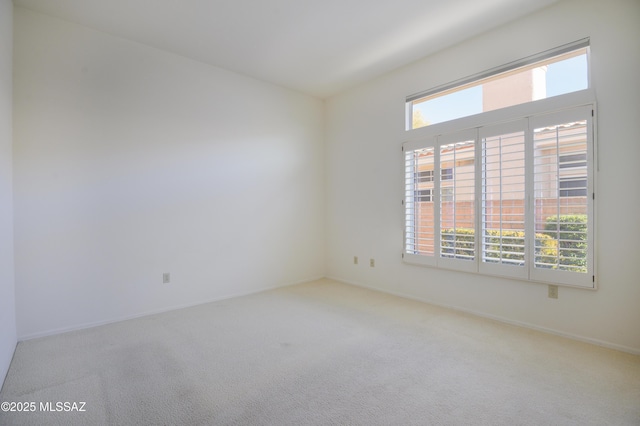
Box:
[326, 275, 640, 356]
[18, 275, 325, 341]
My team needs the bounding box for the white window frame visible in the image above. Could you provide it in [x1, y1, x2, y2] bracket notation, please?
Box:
[405, 38, 591, 130]
[402, 97, 596, 289]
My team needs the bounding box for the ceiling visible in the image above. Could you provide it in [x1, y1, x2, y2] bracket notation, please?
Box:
[14, 0, 560, 99]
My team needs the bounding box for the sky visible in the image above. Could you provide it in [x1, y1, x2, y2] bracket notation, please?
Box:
[413, 54, 588, 127]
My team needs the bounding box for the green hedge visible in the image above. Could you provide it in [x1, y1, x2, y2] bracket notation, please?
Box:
[543, 214, 587, 272]
[440, 228, 557, 264]
[440, 228, 475, 260]
[440, 215, 587, 272]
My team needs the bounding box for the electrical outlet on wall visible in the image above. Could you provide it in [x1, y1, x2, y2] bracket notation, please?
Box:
[354, 256, 358, 265]
[548, 285, 558, 299]
[163, 273, 171, 284]
[370, 258, 375, 267]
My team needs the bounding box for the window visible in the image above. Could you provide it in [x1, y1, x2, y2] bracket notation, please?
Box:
[407, 39, 590, 129]
[441, 168, 453, 181]
[403, 106, 594, 288]
[405, 147, 435, 256]
[416, 189, 432, 202]
[559, 153, 587, 169]
[559, 178, 587, 197]
[439, 133, 476, 269]
[403, 40, 594, 288]
[480, 122, 526, 277]
[532, 110, 592, 282]
[558, 152, 588, 197]
[417, 170, 434, 182]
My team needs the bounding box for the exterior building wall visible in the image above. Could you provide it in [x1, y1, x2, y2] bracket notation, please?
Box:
[482, 66, 547, 111]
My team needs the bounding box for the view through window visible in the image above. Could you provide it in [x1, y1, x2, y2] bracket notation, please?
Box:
[403, 41, 594, 288]
[408, 43, 589, 129]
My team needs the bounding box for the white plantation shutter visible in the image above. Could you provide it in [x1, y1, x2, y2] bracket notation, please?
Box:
[437, 129, 476, 272]
[404, 145, 436, 266]
[403, 104, 595, 288]
[530, 106, 593, 287]
[479, 120, 527, 279]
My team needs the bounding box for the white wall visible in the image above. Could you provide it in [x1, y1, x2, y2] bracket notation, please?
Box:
[13, 8, 325, 339]
[0, 0, 16, 386]
[326, 0, 640, 353]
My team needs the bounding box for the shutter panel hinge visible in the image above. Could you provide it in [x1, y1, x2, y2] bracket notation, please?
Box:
[593, 275, 595, 283]
[402, 252, 405, 259]
[592, 109, 594, 117]
[401, 199, 404, 206]
[593, 193, 595, 200]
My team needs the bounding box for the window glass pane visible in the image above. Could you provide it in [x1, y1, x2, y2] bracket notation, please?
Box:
[533, 120, 589, 273]
[482, 131, 526, 266]
[440, 140, 475, 260]
[413, 86, 482, 128]
[546, 54, 589, 97]
[405, 147, 435, 256]
[410, 48, 588, 129]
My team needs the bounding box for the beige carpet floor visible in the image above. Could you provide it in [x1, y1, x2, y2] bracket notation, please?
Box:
[1, 278, 639, 425]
